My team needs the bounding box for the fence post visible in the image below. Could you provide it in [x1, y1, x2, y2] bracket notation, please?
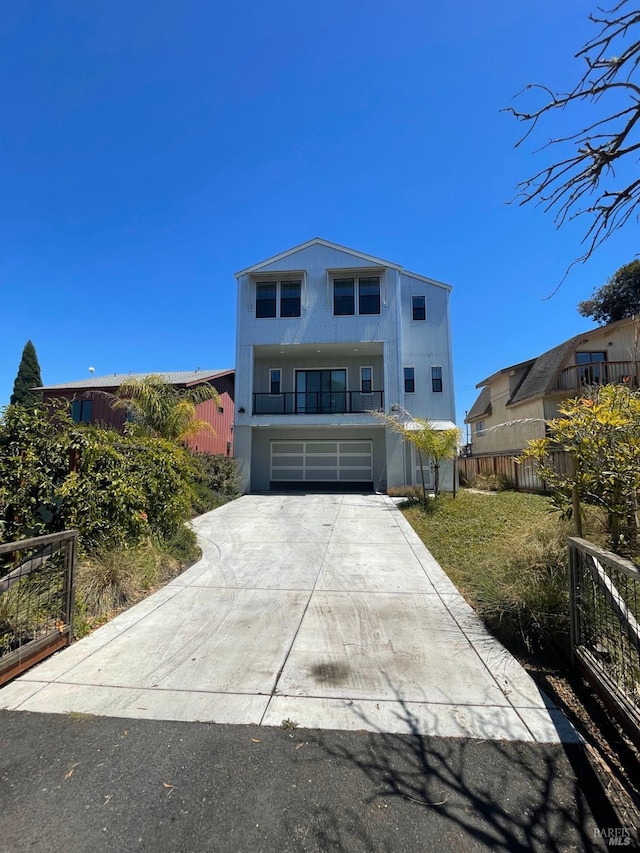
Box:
[567, 539, 579, 666]
[569, 456, 583, 538]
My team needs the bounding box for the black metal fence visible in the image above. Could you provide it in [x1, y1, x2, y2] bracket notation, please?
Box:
[0, 530, 77, 686]
[568, 537, 640, 745]
[253, 390, 384, 415]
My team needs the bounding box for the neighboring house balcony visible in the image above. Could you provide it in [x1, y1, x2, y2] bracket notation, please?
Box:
[554, 360, 640, 392]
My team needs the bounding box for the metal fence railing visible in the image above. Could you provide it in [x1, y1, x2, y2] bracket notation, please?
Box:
[253, 390, 384, 415]
[568, 537, 640, 744]
[0, 530, 77, 686]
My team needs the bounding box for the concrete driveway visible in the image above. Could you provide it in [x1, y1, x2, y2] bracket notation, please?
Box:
[0, 494, 577, 742]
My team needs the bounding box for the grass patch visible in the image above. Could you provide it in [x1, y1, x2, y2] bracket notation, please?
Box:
[73, 527, 200, 637]
[403, 490, 571, 653]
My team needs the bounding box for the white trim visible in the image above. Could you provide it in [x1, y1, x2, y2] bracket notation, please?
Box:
[331, 274, 381, 317]
[401, 269, 452, 291]
[254, 279, 302, 319]
[235, 238, 403, 276]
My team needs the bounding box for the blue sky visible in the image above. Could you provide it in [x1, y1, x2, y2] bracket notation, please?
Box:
[1, 1, 635, 432]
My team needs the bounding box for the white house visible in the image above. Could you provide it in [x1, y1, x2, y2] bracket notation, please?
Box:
[233, 238, 456, 493]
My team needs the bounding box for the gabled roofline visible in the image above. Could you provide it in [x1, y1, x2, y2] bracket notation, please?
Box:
[476, 358, 536, 389]
[400, 269, 452, 291]
[236, 237, 452, 290]
[184, 368, 234, 387]
[36, 368, 234, 392]
[235, 238, 404, 276]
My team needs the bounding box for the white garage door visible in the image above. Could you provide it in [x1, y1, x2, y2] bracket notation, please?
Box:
[270, 440, 373, 484]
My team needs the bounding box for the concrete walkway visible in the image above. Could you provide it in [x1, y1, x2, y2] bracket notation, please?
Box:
[0, 494, 577, 743]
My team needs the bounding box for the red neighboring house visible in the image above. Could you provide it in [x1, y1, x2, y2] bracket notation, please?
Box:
[37, 369, 235, 456]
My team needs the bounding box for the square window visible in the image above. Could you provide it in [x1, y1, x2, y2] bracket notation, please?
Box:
[280, 281, 301, 317]
[71, 399, 93, 423]
[360, 366, 372, 393]
[404, 367, 415, 394]
[431, 366, 443, 393]
[270, 368, 281, 395]
[334, 279, 355, 315]
[359, 277, 380, 315]
[217, 405, 224, 414]
[412, 295, 426, 321]
[256, 282, 277, 318]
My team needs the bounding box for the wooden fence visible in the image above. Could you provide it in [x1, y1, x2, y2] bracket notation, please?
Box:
[458, 451, 571, 492]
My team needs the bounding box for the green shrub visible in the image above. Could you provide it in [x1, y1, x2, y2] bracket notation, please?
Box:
[0, 404, 199, 554]
[189, 451, 239, 514]
[162, 525, 200, 565]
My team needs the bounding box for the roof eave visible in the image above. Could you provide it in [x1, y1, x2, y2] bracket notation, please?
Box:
[235, 237, 404, 276]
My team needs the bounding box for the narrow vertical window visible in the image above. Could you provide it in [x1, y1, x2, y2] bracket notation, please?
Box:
[358, 277, 380, 315]
[280, 281, 301, 317]
[360, 366, 372, 393]
[270, 368, 282, 395]
[404, 367, 415, 394]
[431, 366, 443, 392]
[334, 278, 355, 315]
[412, 295, 426, 321]
[256, 282, 277, 318]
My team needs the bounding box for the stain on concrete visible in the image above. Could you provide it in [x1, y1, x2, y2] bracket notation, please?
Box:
[311, 662, 350, 684]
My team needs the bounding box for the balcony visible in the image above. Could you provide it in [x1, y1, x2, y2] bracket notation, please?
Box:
[555, 361, 640, 392]
[253, 390, 384, 415]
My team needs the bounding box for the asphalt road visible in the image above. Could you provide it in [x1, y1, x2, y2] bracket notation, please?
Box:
[0, 709, 618, 852]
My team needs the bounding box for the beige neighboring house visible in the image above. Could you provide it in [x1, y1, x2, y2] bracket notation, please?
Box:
[465, 317, 640, 458]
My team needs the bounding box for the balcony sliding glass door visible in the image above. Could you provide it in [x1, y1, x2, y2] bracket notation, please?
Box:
[295, 369, 347, 414]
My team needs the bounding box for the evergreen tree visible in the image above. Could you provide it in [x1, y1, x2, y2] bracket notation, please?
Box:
[578, 261, 640, 326]
[10, 340, 43, 406]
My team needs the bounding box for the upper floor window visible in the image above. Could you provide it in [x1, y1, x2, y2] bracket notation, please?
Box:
[360, 366, 372, 393]
[256, 282, 277, 318]
[404, 367, 415, 394]
[333, 276, 380, 316]
[71, 399, 93, 423]
[256, 280, 301, 318]
[475, 420, 486, 436]
[412, 295, 426, 321]
[576, 351, 607, 384]
[359, 277, 380, 315]
[431, 366, 443, 393]
[280, 281, 301, 317]
[334, 278, 355, 315]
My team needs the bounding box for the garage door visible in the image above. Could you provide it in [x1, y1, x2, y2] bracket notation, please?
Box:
[270, 440, 373, 485]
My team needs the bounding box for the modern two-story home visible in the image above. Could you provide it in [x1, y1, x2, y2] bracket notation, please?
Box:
[233, 238, 456, 493]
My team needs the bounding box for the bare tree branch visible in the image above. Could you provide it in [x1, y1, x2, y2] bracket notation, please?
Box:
[505, 2, 640, 273]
